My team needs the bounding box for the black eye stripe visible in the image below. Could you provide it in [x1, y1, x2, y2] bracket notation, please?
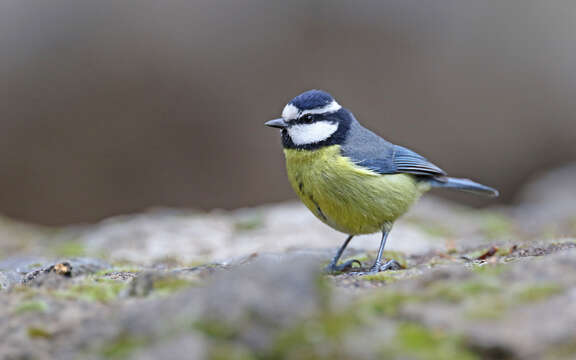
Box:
[296, 113, 314, 123]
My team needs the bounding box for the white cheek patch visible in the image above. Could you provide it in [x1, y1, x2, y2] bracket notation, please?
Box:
[287, 121, 339, 145]
[282, 103, 299, 121]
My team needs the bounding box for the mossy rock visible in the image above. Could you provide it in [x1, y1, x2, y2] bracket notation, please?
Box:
[13, 300, 49, 315]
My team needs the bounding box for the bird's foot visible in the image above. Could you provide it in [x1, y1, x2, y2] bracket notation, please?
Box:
[365, 259, 404, 274]
[324, 259, 362, 274]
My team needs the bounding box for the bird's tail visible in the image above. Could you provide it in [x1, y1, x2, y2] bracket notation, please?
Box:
[428, 177, 499, 197]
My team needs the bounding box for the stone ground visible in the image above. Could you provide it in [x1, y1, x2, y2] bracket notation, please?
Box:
[1, 165, 576, 360]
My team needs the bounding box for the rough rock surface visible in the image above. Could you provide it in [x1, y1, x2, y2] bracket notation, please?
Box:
[1, 166, 576, 359]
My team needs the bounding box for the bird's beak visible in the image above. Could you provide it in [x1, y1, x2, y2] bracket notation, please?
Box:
[265, 118, 287, 129]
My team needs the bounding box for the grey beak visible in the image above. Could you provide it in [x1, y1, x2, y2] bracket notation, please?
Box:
[265, 118, 287, 129]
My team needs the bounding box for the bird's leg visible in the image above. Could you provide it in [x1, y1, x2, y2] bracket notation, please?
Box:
[368, 226, 403, 273]
[325, 235, 360, 274]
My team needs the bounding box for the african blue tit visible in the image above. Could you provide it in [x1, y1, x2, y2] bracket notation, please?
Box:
[265, 90, 499, 274]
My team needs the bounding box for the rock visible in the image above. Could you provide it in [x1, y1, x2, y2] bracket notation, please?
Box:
[2, 174, 576, 359]
[21, 258, 109, 287]
[69, 202, 453, 266]
[396, 248, 576, 359]
[0, 257, 109, 290]
[0, 270, 20, 291]
[199, 254, 325, 350]
[124, 271, 156, 297]
[78, 210, 232, 265]
[128, 334, 207, 360]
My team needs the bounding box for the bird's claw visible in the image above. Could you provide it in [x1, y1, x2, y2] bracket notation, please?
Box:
[367, 259, 404, 274]
[324, 259, 362, 274]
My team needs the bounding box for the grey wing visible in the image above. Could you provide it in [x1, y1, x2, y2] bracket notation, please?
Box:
[341, 120, 446, 177]
[391, 145, 446, 176]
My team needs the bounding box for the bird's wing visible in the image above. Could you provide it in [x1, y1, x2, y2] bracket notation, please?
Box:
[341, 120, 446, 177]
[389, 145, 446, 176]
[349, 145, 446, 177]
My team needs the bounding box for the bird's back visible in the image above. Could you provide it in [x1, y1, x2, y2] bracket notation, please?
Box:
[341, 115, 446, 177]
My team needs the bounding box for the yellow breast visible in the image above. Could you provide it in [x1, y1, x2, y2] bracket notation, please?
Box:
[284, 146, 427, 235]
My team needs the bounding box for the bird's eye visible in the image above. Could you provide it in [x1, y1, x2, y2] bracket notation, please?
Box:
[300, 114, 313, 122]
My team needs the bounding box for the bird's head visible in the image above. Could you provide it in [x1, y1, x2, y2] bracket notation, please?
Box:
[265, 90, 351, 149]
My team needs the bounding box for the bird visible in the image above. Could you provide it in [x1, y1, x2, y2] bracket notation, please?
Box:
[265, 90, 499, 274]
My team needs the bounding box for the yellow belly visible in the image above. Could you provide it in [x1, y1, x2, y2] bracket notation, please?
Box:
[284, 146, 428, 235]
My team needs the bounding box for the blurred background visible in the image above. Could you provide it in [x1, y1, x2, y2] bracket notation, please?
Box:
[0, 0, 575, 225]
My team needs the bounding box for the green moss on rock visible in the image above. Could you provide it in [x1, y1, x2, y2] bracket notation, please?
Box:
[100, 334, 147, 359]
[392, 322, 478, 360]
[209, 343, 256, 360]
[515, 284, 563, 303]
[28, 326, 52, 339]
[362, 291, 425, 316]
[152, 277, 197, 296]
[426, 279, 501, 303]
[13, 300, 49, 315]
[195, 320, 239, 341]
[470, 263, 507, 276]
[271, 311, 361, 359]
[464, 299, 508, 319]
[361, 272, 399, 283]
[55, 279, 126, 303]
